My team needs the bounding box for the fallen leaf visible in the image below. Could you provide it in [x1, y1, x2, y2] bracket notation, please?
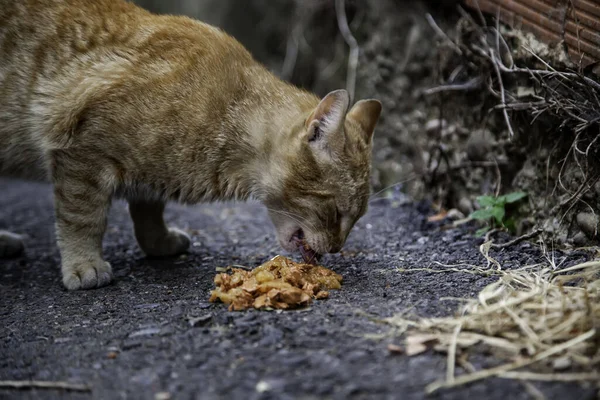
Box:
[387, 343, 403, 354]
[405, 334, 439, 356]
[427, 210, 448, 222]
[186, 313, 212, 327]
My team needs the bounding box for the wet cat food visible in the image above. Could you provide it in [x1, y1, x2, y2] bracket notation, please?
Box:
[209, 255, 342, 310]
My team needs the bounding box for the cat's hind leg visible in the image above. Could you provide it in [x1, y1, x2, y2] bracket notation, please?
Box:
[0, 230, 25, 258]
[128, 200, 190, 257]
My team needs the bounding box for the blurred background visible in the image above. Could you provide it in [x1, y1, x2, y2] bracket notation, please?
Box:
[134, 0, 369, 95]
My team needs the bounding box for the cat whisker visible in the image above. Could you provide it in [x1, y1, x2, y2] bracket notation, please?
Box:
[278, 210, 317, 231]
[265, 208, 316, 233]
[368, 175, 420, 203]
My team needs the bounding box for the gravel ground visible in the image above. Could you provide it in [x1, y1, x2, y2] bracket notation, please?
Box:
[0, 178, 597, 400]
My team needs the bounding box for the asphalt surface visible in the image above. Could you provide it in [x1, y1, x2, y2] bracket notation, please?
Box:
[1, 178, 597, 400]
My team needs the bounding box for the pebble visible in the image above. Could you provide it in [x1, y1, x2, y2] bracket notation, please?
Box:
[572, 232, 589, 247]
[133, 303, 161, 310]
[255, 380, 271, 393]
[129, 327, 161, 338]
[552, 356, 572, 370]
[187, 313, 213, 327]
[458, 197, 473, 216]
[0, 231, 24, 257]
[576, 212, 599, 239]
[424, 119, 446, 134]
[466, 129, 493, 161]
[155, 392, 172, 400]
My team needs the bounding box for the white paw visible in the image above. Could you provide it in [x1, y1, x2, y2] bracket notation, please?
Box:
[0, 231, 25, 258]
[62, 260, 113, 290]
[143, 227, 191, 257]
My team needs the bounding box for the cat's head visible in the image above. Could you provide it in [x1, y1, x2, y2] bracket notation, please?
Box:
[264, 89, 381, 262]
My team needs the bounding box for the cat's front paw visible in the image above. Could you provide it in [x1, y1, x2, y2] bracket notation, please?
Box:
[142, 228, 191, 257]
[62, 260, 113, 290]
[0, 231, 25, 258]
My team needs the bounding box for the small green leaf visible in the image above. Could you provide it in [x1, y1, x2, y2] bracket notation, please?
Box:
[475, 227, 490, 237]
[471, 208, 495, 221]
[495, 195, 507, 204]
[491, 206, 505, 224]
[504, 191, 527, 204]
[503, 217, 517, 234]
[476, 196, 496, 207]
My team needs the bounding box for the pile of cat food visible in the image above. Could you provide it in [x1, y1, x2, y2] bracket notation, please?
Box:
[209, 255, 342, 311]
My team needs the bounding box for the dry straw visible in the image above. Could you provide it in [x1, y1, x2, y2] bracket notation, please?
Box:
[392, 241, 600, 393]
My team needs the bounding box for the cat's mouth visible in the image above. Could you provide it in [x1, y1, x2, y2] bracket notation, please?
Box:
[291, 229, 321, 265]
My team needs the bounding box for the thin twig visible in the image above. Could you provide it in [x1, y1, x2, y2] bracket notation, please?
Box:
[490, 51, 515, 137]
[557, 172, 600, 209]
[450, 160, 508, 170]
[490, 229, 543, 250]
[398, 23, 421, 72]
[494, 101, 546, 111]
[425, 13, 462, 55]
[493, 157, 502, 197]
[335, 0, 359, 103]
[501, 64, 600, 92]
[498, 371, 600, 382]
[0, 380, 91, 392]
[484, 228, 503, 243]
[281, 24, 301, 80]
[423, 77, 482, 95]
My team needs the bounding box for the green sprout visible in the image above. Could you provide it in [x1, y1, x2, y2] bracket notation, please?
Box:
[470, 192, 527, 236]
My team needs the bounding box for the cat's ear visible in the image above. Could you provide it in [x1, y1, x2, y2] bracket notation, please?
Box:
[305, 89, 350, 153]
[347, 99, 382, 144]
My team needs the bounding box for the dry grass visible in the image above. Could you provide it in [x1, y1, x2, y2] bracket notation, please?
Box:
[390, 242, 600, 393]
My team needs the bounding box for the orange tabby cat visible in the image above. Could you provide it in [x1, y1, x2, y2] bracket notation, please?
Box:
[0, 0, 381, 290]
